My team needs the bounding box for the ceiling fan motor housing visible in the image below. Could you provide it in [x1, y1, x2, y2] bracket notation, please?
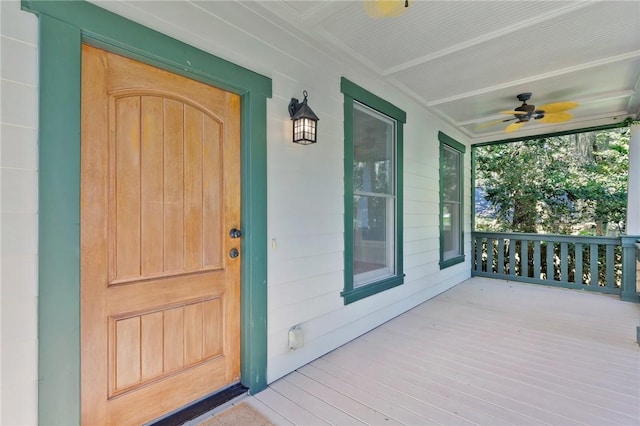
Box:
[514, 103, 535, 121]
[517, 92, 532, 102]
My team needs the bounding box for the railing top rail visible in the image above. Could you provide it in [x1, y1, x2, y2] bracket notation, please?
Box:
[471, 231, 621, 245]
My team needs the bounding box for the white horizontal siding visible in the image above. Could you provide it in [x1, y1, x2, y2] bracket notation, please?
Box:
[0, 81, 38, 128]
[85, 0, 473, 383]
[0, 124, 37, 170]
[269, 271, 344, 312]
[0, 1, 39, 424]
[1, 6, 476, 423]
[0, 36, 37, 85]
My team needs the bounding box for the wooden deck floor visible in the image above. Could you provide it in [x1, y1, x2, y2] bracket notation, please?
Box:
[246, 278, 640, 425]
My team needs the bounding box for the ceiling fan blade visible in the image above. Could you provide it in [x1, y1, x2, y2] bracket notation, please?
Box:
[475, 119, 508, 130]
[505, 121, 527, 133]
[537, 111, 573, 123]
[499, 110, 529, 115]
[537, 101, 578, 113]
[364, 0, 411, 19]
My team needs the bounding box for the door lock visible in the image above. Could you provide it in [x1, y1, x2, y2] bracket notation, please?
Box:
[229, 248, 239, 258]
[229, 228, 242, 238]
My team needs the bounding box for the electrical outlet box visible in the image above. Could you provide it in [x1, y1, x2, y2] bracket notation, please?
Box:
[288, 325, 304, 350]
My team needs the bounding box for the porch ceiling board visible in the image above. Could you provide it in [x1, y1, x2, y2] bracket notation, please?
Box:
[244, 278, 640, 425]
[242, 0, 640, 142]
[89, 1, 640, 142]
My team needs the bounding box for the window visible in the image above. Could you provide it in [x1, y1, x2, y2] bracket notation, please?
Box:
[341, 78, 406, 304]
[439, 131, 466, 268]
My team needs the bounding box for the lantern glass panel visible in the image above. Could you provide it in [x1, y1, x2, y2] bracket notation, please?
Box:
[293, 117, 317, 144]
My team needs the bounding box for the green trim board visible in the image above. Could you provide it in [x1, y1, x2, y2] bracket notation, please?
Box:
[473, 122, 629, 148]
[471, 270, 622, 294]
[23, 1, 271, 98]
[439, 132, 466, 269]
[340, 78, 407, 123]
[439, 131, 467, 154]
[22, 1, 271, 424]
[35, 14, 82, 424]
[341, 77, 405, 304]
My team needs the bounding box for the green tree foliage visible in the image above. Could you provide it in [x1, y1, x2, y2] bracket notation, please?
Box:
[475, 127, 629, 235]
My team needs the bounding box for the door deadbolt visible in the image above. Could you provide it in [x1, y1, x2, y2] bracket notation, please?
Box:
[229, 248, 239, 258]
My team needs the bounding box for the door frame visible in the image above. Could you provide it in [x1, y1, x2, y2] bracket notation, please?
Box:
[22, 1, 271, 424]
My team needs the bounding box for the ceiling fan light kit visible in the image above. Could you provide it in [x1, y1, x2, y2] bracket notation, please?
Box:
[478, 92, 579, 133]
[364, 0, 411, 19]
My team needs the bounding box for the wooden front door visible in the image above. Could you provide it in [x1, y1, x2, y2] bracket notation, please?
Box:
[80, 45, 242, 425]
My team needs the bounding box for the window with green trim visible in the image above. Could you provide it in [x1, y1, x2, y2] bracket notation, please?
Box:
[439, 131, 466, 268]
[341, 78, 406, 304]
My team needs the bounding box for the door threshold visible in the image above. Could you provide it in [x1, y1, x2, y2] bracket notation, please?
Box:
[147, 383, 248, 426]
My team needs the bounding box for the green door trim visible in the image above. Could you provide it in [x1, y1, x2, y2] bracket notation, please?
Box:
[22, 1, 271, 423]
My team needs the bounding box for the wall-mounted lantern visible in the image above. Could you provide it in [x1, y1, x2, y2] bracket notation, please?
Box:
[288, 90, 319, 145]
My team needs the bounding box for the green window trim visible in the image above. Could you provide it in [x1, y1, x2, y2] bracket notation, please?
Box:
[439, 131, 466, 269]
[341, 77, 406, 305]
[22, 1, 271, 423]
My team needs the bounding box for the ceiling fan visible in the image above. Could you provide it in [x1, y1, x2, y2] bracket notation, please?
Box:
[478, 93, 578, 133]
[364, 0, 411, 19]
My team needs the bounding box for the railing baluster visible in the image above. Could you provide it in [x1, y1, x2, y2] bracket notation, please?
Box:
[546, 241, 555, 281]
[497, 239, 504, 275]
[472, 236, 476, 271]
[533, 240, 541, 280]
[575, 243, 583, 285]
[606, 244, 615, 288]
[474, 236, 482, 272]
[560, 242, 568, 283]
[521, 239, 529, 278]
[590, 243, 599, 286]
[486, 238, 494, 273]
[509, 239, 516, 276]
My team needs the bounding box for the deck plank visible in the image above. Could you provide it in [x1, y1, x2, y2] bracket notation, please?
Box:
[244, 397, 295, 426]
[282, 371, 405, 425]
[386, 309, 640, 400]
[308, 357, 541, 426]
[252, 388, 329, 425]
[321, 338, 584, 426]
[237, 279, 639, 425]
[297, 363, 438, 425]
[270, 376, 367, 425]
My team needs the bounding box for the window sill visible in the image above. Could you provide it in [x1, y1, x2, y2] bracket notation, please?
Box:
[341, 275, 404, 305]
[439, 255, 465, 269]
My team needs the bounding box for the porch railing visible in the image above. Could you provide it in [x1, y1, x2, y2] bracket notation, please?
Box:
[472, 232, 639, 302]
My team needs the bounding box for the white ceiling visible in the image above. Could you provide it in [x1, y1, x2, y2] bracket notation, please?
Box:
[241, 0, 640, 143]
[93, 0, 640, 144]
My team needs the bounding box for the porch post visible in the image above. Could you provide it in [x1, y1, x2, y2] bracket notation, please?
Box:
[621, 123, 640, 302]
[620, 236, 638, 302]
[627, 123, 640, 234]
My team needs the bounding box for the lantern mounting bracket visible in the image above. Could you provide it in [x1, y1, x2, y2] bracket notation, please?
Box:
[288, 90, 309, 118]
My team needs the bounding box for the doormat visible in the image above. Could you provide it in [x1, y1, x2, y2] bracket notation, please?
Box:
[197, 401, 275, 426]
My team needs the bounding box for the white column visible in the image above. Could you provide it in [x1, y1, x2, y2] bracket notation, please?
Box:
[627, 123, 640, 234]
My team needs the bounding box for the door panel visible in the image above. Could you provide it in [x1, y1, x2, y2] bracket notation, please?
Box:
[81, 44, 241, 425]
